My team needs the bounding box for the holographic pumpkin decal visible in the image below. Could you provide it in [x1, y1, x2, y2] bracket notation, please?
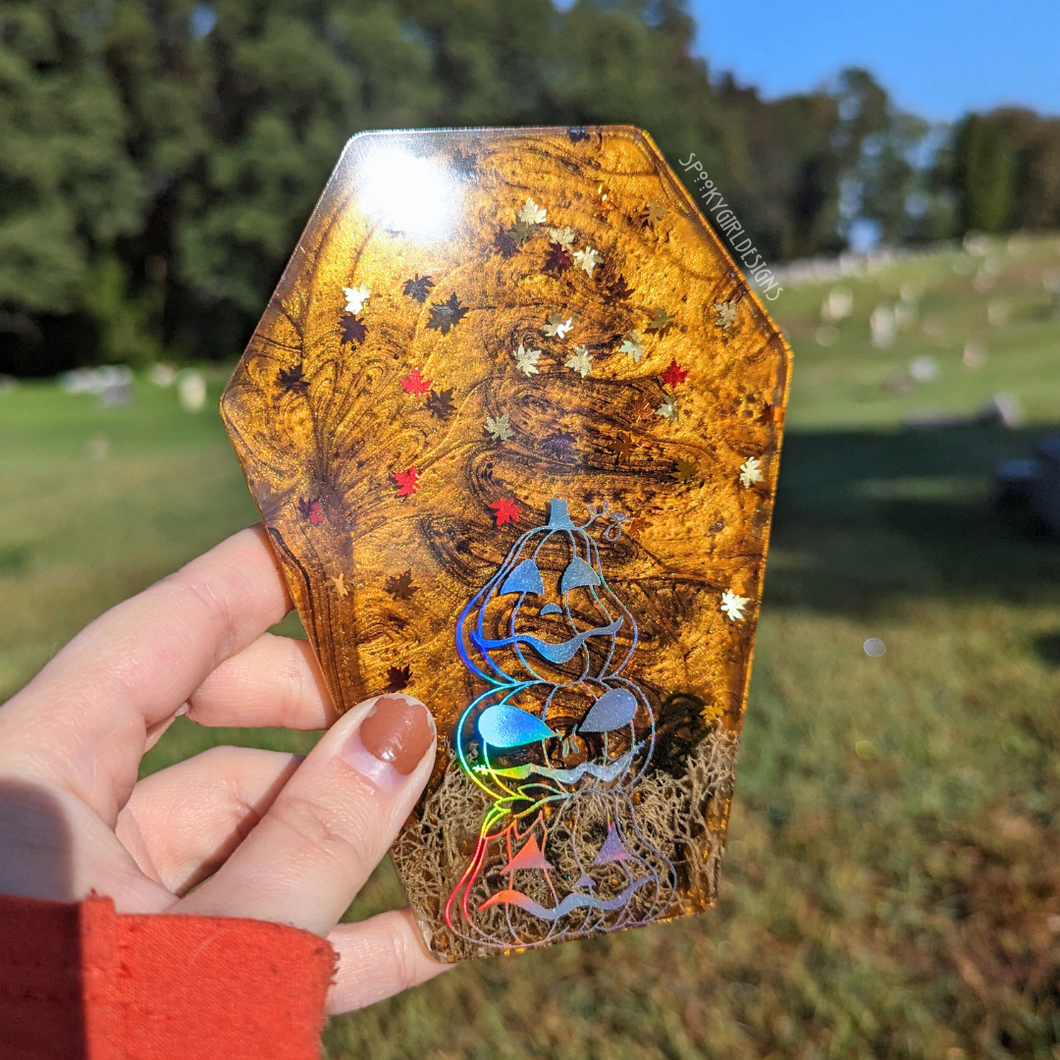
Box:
[221, 126, 792, 962]
[447, 499, 677, 945]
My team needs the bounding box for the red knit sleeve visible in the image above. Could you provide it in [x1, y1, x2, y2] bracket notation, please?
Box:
[0, 892, 336, 1060]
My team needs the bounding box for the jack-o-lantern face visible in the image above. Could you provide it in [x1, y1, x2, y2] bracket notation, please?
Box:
[460, 497, 638, 686]
[447, 500, 674, 945]
[473, 794, 666, 927]
[455, 499, 655, 813]
[457, 679, 650, 817]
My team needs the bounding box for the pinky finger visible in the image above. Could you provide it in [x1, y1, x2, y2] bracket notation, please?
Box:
[325, 908, 451, 1014]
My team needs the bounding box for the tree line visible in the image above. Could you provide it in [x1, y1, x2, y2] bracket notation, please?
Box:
[2, 0, 1058, 374]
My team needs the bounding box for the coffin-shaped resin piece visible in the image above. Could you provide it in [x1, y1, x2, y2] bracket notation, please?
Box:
[222, 126, 791, 961]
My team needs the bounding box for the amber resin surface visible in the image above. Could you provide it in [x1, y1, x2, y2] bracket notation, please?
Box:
[222, 126, 791, 962]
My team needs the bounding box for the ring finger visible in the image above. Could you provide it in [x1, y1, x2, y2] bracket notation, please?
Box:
[116, 746, 304, 895]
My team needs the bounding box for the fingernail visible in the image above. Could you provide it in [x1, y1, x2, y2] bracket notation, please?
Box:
[342, 696, 435, 792]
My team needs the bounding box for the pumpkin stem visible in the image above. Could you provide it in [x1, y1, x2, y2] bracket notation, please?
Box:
[546, 498, 575, 529]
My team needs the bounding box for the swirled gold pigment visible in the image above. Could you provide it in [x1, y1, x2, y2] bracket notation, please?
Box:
[222, 126, 792, 961]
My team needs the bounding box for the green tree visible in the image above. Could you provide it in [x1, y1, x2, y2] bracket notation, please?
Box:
[0, 0, 144, 371]
[953, 112, 1014, 233]
[99, 0, 442, 359]
[714, 69, 874, 261]
[993, 107, 1060, 232]
[138, 0, 739, 359]
[6, 0, 1043, 374]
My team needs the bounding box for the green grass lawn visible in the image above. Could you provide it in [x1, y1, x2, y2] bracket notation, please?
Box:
[2, 235, 1059, 1059]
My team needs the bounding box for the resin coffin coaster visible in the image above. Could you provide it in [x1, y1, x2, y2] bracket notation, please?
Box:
[222, 126, 792, 962]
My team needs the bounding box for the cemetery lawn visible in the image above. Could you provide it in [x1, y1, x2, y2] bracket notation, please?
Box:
[2, 235, 1059, 1059]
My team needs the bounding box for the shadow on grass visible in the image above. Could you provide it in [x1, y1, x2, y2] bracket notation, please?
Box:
[766, 424, 1060, 615]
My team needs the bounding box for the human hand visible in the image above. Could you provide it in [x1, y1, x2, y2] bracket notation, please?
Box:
[0, 526, 447, 1013]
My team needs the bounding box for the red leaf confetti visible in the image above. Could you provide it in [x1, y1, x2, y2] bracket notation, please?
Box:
[660, 359, 689, 387]
[543, 243, 573, 274]
[400, 367, 432, 395]
[385, 665, 411, 692]
[297, 497, 325, 525]
[490, 497, 520, 526]
[394, 466, 421, 497]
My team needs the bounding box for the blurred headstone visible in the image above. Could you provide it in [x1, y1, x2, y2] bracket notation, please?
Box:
[870, 304, 895, 349]
[987, 299, 1009, 327]
[904, 393, 1022, 431]
[148, 363, 177, 387]
[98, 365, 133, 408]
[58, 365, 133, 406]
[921, 319, 948, 343]
[995, 435, 1060, 537]
[821, 286, 853, 322]
[973, 267, 996, 293]
[1042, 269, 1060, 317]
[980, 392, 1022, 429]
[995, 459, 1042, 508]
[177, 369, 207, 413]
[905, 410, 973, 429]
[908, 356, 938, 383]
[963, 232, 991, 256]
[894, 301, 917, 330]
[881, 372, 913, 395]
[0, 374, 18, 394]
[86, 435, 110, 461]
[60, 368, 96, 394]
[962, 342, 987, 369]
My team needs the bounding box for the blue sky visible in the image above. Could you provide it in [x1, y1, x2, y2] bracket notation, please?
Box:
[687, 0, 1060, 121]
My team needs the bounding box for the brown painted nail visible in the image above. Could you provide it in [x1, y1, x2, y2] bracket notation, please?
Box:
[342, 696, 434, 791]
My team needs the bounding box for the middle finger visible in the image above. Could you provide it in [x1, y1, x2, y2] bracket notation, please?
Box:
[184, 633, 339, 730]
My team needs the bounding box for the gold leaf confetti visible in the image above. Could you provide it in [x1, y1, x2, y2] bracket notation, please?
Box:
[642, 200, 667, 224]
[656, 396, 679, 423]
[547, 225, 576, 250]
[715, 300, 738, 328]
[647, 307, 674, 332]
[517, 197, 547, 226]
[484, 412, 514, 441]
[720, 590, 750, 621]
[544, 312, 573, 339]
[513, 343, 543, 376]
[619, 330, 645, 362]
[342, 283, 370, 314]
[573, 247, 601, 277]
[672, 458, 699, 484]
[739, 457, 764, 488]
[565, 345, 592, 378]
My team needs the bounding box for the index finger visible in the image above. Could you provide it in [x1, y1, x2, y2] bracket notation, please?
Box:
[0, 526, 294, 823]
